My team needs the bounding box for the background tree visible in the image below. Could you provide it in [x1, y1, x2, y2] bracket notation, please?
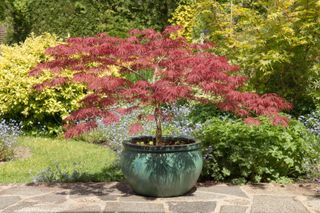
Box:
[171, 0, 320, 115]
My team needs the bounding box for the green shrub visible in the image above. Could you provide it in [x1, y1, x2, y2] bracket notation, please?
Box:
[189, 104, 236, 124]
[75, 128, 108, 145]
[196, 117, 320, 183]
[0, 140, 14, 161]
[32, 161, 124, 183]
[0, 33, 85, 134]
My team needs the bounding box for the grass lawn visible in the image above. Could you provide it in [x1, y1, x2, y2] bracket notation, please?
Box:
[0, 136, 118, 183]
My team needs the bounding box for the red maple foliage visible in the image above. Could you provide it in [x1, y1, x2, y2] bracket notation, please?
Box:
[31, 26, 292, 144]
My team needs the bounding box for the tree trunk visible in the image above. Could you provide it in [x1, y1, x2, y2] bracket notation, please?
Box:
[154, 106, 162, 146]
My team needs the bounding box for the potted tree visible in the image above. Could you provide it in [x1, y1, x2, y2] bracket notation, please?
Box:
[31, 26, 292, 197]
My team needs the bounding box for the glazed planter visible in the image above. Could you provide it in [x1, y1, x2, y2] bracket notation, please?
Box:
[120, 136, 203, 197]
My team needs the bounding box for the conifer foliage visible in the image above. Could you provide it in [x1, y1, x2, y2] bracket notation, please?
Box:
[31, 26, 292, 145]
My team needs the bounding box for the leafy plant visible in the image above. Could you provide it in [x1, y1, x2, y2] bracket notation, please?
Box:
[309, 66, 320, 109]
[189, 103, 236, 124]
[32, 26, 291, 145]
[32, 161, 84, 183]
[171, 0, 320, 115]
[0, 120, 21, 161]
[0, 140, 14, 162]
[32, 161, 123, 183]
[0, 33, 85, 134]
[197, 117, 320, 183]
[74, 128, 108, 145]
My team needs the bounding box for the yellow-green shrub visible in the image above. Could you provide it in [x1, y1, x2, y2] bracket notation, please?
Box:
[0, 33, 86, 134]
[169, 3, 198, 42]
[171, 0, 320, 115]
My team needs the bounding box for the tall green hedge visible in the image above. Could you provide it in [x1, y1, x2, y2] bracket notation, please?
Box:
[4, 0, 181, 43]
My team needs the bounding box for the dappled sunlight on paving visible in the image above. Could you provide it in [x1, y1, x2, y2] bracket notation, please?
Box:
[0, 182, 318, 212]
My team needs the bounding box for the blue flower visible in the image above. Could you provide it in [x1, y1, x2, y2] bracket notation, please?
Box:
[298, 110, 320, 137]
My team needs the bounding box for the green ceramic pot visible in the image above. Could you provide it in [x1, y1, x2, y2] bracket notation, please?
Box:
[120, 136, 203, 197]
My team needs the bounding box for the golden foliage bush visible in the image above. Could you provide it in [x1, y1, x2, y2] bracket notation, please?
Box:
[0, 33, 86, 134]
[171, 0, 320, 114]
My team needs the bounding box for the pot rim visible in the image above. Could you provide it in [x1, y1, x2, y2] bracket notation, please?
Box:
[122, 135, 201, 153]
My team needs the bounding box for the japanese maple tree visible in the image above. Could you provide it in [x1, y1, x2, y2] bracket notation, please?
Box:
[31, 26, 292, 145]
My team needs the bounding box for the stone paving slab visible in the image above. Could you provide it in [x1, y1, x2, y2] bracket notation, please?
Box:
[0, 196, 21, 209]
[251, 195, 310, 213]
[0, 182, 318, 213]
[0, 185, 59, 196]
[168, 201, 216, 213]
[198, 185, 248, 198]
[104, 202, 165, 213]
[220, 205, 247, 213]
[305, 198, 320, 213]
[159, 191, 226, 202]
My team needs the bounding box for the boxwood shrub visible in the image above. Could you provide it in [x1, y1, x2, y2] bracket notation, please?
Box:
[196, 117, 320, 183]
